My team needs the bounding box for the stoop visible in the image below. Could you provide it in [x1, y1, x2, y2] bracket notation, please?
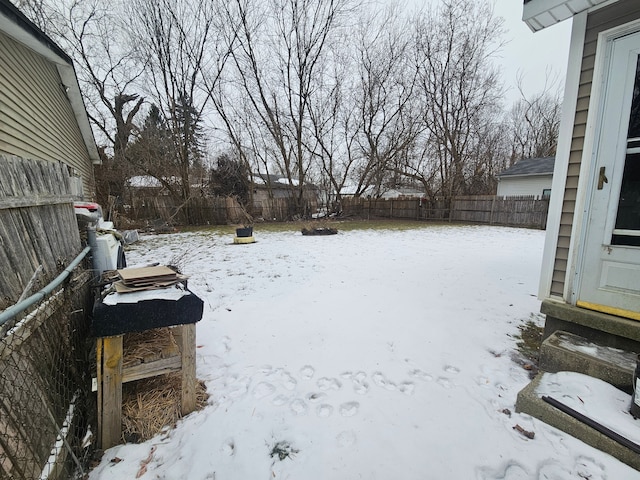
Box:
[516, 375, 640, 471]
[516, 330, 640, 470]
[538, 330, 637, 393]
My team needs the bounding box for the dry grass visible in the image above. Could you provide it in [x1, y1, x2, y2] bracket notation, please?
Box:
[122, 372, 208, 443]
[120, 328, 208, 443]
[122, 328, 178, 367]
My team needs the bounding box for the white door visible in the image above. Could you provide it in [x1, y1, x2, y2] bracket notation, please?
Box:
[577, 31, 640, 318]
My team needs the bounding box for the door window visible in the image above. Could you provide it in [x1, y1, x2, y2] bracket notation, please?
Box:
[613, 55, 640, 246]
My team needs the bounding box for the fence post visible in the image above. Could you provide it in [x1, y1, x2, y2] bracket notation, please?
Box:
[490, 196, 496, 225]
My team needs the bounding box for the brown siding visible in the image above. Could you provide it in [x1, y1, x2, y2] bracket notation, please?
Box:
[550, 0, 640, 297]
[0, 31, 95, 197]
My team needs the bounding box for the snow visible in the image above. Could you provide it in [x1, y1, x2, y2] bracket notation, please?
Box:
[88, 225, 640, 480]
[126, 175, 163, 188]
[536, 372, 640, 445]
[556, 332, 638, 370]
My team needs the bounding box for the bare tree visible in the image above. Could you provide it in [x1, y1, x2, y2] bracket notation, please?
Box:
[128, 0, 233, 220]
[223, 0, 356, 217]
[409, 0, 505, 207]
[509, 72, 562, 163]
[350, 6, 420, 199]
[18, 0, 147, 208]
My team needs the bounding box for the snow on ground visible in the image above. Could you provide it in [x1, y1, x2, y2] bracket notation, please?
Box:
[89, 224, 640, 479]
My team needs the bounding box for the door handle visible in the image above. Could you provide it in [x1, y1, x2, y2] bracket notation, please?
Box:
[597, 166, 608, 190]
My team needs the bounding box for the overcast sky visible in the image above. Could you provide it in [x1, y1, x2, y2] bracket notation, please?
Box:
[398, 0, 573, 106]
[495, 0, 572, 104]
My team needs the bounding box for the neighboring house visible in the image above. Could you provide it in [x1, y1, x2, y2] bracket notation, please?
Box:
[251, 173, 320, 205]
[339, 185, 425, 200]
[496, 157, 554, 199]
[0, 0, 99, 199]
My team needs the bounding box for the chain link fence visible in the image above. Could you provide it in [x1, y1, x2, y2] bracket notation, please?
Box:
[0, 266, 94, 480]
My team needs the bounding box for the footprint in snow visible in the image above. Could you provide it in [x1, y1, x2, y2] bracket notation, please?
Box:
[351, 371, 370, 395]
[317, 377, 342, 391]
[437, 377, 452, 389]
[252, 382, 275, 399]
[306, 392, 327, 403]
[409, 369, 433, 382]
[221, 439, 235, 456]
[299, 365, 315, 380]
[444, 365, 460, 374]
[272, 395, 289, 406]
[290, 399, 308, 416]
[336, 430, 356, 448]
[226, 376, 250, 398]
[339, 401, 359, 417]
[316, 404, 334, 418]
[475, 460, 528, 480]
[372, 371, 396, 391]
[280, 370, 298, 390]
[259, 365, 274, 374]
[398, 382, 415, 395]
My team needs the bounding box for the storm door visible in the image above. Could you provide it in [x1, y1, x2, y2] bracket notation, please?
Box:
[577, 30, 640, 318]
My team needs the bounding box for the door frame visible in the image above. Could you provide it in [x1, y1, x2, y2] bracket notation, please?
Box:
[570, 18, 640, 307]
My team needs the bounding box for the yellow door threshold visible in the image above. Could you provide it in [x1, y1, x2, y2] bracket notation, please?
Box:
[576, 300, 640, 321]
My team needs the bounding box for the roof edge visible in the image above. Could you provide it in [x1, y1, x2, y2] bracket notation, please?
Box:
[0, 0, 72, 65]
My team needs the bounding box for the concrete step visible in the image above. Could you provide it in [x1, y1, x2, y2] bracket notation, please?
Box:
[516, 375, 640, 471]
[539, 330, 637, 392]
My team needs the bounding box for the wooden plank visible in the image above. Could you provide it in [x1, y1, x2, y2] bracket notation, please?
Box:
[0, 195, 73, 210]
[178, 324, 197, 416]
[100, 335, 123, 449]
[96, 339, 103, 449]
[123, 356, 182, 384]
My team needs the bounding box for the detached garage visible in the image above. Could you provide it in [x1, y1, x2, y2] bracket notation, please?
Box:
[496, 156, 555, 199]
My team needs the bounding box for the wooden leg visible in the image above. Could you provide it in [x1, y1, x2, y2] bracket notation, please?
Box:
[178, 324, 196, 415]
[100, 335, 123, 449]
[96, 339, 102, 448]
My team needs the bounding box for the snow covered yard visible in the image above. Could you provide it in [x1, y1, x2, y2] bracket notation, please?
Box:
[89, 224, 639, 479]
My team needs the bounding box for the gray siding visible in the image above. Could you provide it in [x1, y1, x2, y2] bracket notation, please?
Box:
[551, 0, 640, 297]
[0, 31, 95, 198]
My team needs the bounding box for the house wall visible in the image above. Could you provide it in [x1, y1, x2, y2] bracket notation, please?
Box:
[496, 175, 552, 199]
[0, 31, 95, 198]
[550, 0, 640, 298]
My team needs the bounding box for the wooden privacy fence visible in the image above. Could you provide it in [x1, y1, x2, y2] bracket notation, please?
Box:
[341, 195, 549, 229]
[0, 155, 82, 307]
[124, 194, 317, 226]
[451, 195, 550, 229]
[0, 154, 94, 479]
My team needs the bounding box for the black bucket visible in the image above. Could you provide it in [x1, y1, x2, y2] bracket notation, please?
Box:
[236, 227, 253, 238]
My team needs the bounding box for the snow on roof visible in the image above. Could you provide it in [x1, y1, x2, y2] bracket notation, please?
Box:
[127, 176, 163, 188]
[253, 173, 302, 188]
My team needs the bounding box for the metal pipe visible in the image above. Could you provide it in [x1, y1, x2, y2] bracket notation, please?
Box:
[542, 395, 640, 454]
[0, 246, 91, 327]
[86, 226, 98, 272]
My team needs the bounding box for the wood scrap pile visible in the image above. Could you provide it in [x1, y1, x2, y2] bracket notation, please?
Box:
[301, 227, 338, 236]
[114, 265, 187, 293]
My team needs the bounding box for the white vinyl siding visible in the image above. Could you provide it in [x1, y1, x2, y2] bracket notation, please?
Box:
[497, 175, 553, 199]
[0, 31, 95, 197]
